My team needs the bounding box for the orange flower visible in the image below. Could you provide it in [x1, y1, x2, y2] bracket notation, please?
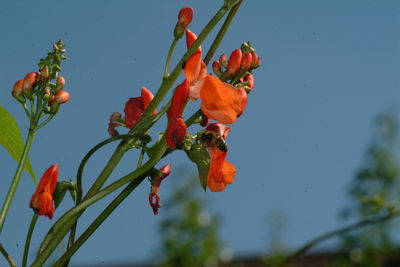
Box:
[167, 80, 189, 120]
[203, 123, 236, 192]
[184, 30, 207, 100]
[207, 148, 236, 192]
[200, 75, 247, 124]
[30, 164, 59, 219]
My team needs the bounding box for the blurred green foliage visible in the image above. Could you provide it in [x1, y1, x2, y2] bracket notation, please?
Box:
[339, 109, 400, 266]
[156, 176, 223, 267]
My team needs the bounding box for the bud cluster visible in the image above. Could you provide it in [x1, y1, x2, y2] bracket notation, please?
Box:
[212, 42, 260, 93]
[11, 40, 70, 116]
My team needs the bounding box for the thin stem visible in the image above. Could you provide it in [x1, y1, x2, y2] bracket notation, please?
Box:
[35, 115, 54, 132]
[0, 244, 16, 267]
[22, 103, 31, 118]
[163, 38, 179, 78]
[0, 128, 36, 233]
[280, 212, 400, 266]
[33, 142, 168, 266]
[203, 0, 243, 65]
[22, 213, 39, 267]
[29, 99, 35, 122]
[55, 149, 147, 266]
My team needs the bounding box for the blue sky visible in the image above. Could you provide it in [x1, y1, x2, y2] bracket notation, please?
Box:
[0, 0, 399, 265]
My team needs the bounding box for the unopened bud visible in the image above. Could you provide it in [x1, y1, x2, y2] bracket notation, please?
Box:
[212, 60, 222, 77]
[174, 6, 194, 38]
[40, 66, 49, 80]
[22, 72, 38, 100]
[240, 52, 253, 71]
[251, 52, 260, 69]
[223, 49, 242, 80]
[219, 53, 228, 68]
[12, 80, 26, 103]
[53, 90, 70, 104]
[54, 76, 65, 93]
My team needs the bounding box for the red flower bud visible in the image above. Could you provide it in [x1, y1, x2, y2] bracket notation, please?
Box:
[251, 51, 260, 69]
[23, 72, 38, 100]
[30, 164, 59, 219]
[212, 60, 222, 77]
[166, 117, 187, 149]
[167, 80, 189, 120]
[12, 80, 26, 103]
[240, 52, 253, 71]
[236, 88, 248, 118]
[174, 6, 194, 38]
[224, 49, 242, 79]
[141, 87, 156, 115]
[219, 53, 228, 68]
[53, 90, 70, 104]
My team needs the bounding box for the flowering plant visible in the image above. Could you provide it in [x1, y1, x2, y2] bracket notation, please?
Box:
[0, 1, 260, 266]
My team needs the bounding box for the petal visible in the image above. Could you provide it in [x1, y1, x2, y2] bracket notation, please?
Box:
[205, 123, 231, 139]
[124, 97, 144, 128]
[200, 75, 245, 124]
[141, 87, 156, 115]
[184, 51, 202, 85]
[166, 117, 187, 149]
[222, 160, 236, 184]
[167, 80, 189, 119]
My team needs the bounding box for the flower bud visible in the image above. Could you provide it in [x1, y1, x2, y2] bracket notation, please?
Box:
[219, 53, 228, 68]
[12, 80, 26, 103]
[43, 88, 51, 100]
[166, 117, 187, 149]
[224, 49, 242, 80]
[23, 72, 38, 100]
[174, 6, 194, 38]
[53, 90, 70, 104]
[40, 66, 49, 80]
[240, 52, 253, 71]
[167, 80, 189, 120]
[212, 60, 222, 77]
[54, 76, 65, 93]
[251, 51, 260, 69]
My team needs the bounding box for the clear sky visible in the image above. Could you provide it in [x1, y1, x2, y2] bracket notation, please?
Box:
[0, 0, 399, 266]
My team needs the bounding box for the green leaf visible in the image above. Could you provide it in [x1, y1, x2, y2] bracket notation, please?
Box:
[186, 143, 210, 191]
[53, 181, 77, 209]
[0, 105, 36, 182]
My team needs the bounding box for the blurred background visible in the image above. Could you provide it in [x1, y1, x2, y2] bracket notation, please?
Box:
[0, 0, 399, 266]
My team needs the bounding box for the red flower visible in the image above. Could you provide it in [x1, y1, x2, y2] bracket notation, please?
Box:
[166, 117, 187, 149]
[167, 80, 189, 120]
[29, 164, 59, 219]
[149, 163, 172, 215]
[124, 87, 155, 128]
[203, 124, 236, 192]
[184, 30, 207, 100]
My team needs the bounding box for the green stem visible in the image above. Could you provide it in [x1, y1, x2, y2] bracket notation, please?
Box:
[22, 103, 31, 118]
[36, 3, 239, 264]
[55, 149, 147, 266]
[22, 213, 39, 267]
[0, 128, 36, 233]
[163, 38, 179, 78]
[35, 115, 54, 132]
[0, 243, 16, 267]
[203, 0, 243, 65]
[33, 142, 168, 266]
[280, 211, 400, 266]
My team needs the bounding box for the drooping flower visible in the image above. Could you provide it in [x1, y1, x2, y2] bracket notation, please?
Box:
[12, 79, 26, 103]
[166, 117, 187, 149]
[200, 75, 247, 124]
[30, 164, 59, 219]
[149, 163, 172, 215]
[124, 87, 155, 128]
[203, 123, 236, 192]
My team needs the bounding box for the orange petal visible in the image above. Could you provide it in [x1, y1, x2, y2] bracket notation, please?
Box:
[184, 51, 202, 85]
[200, 75, 244, 124]
[141, 87, 156, 115]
